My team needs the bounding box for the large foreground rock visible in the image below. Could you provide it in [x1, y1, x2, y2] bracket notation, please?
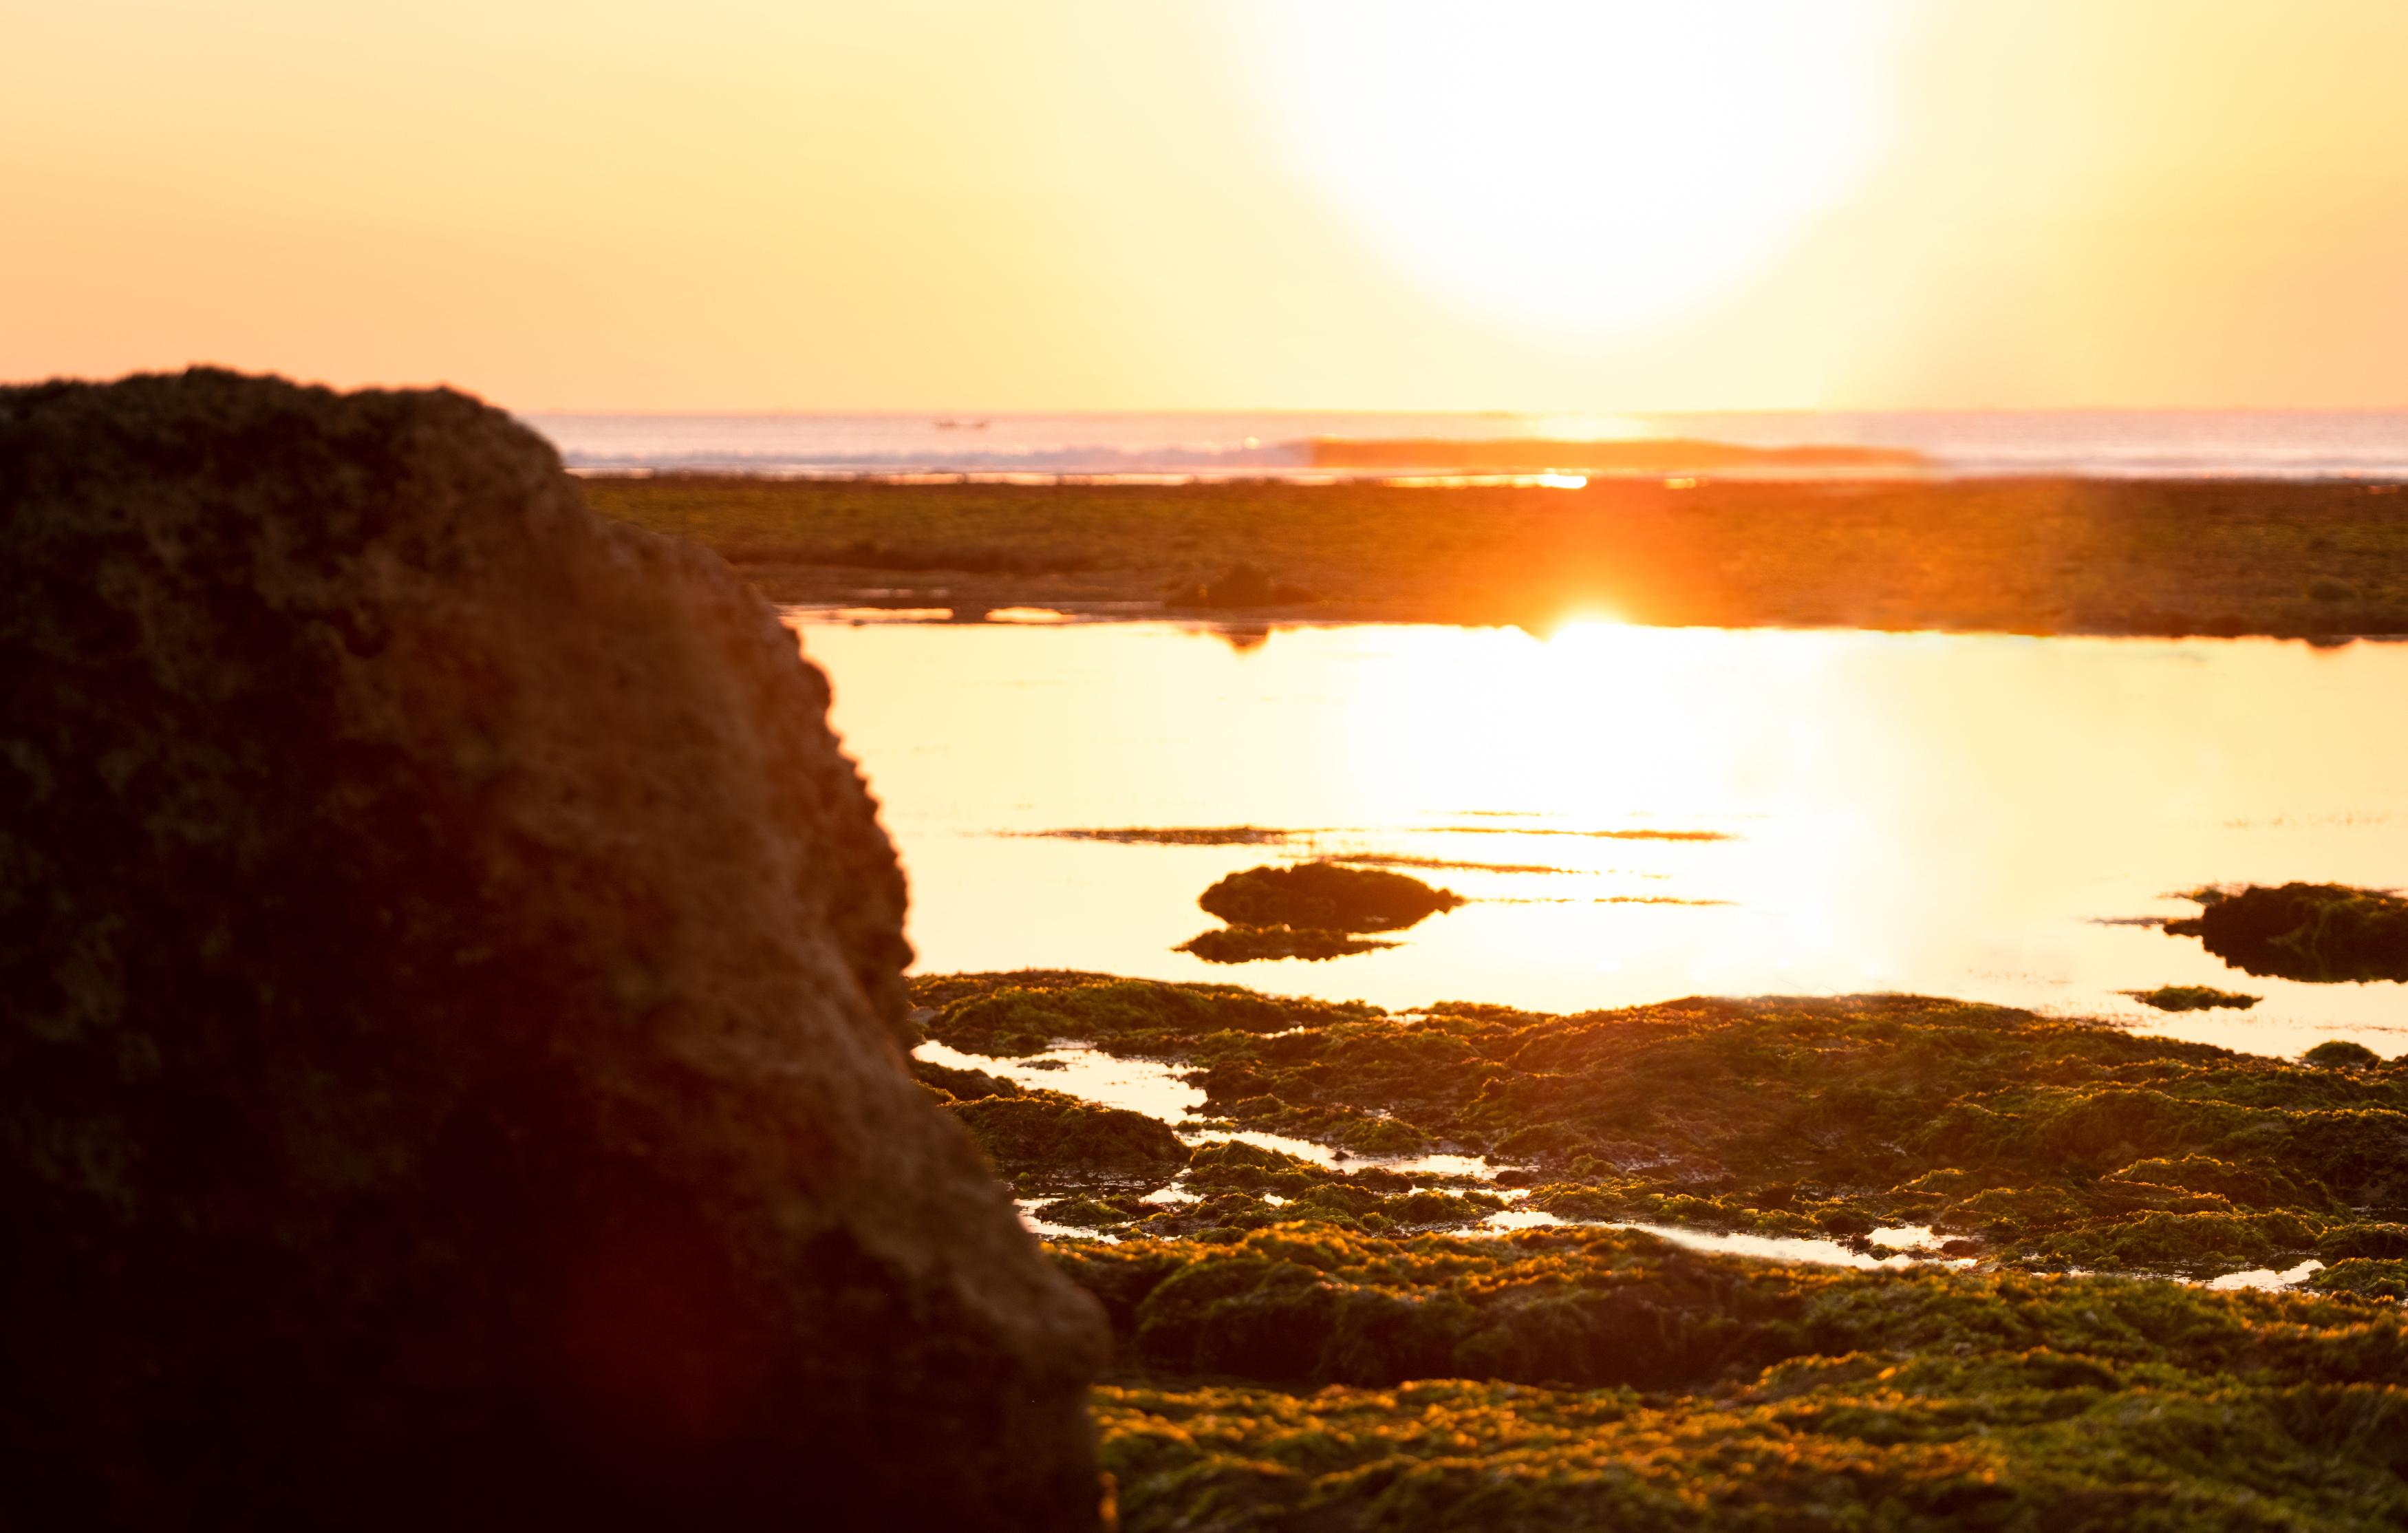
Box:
[0, 372, 1106, 1530]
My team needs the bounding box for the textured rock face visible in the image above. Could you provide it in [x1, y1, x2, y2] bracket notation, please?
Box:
[0, 371, 1106, 1530]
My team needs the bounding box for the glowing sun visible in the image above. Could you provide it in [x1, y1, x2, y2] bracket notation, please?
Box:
[1251, 1, 1902, 333]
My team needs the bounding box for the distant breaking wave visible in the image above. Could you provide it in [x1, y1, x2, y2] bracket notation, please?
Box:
[526, 410, 2408, 482]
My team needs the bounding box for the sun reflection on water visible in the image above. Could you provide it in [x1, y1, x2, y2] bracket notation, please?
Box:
[805, 618, 2408, 1060]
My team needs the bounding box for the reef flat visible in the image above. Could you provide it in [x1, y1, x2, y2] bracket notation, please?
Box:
[588, 475, 2408, 639]
[913, 973, 2408, 1280]
[912, 972, 2408, 1530]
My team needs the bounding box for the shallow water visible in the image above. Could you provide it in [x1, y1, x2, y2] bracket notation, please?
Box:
[826, 620, 2408, 1060]
[914, 1040, 1496, 1177]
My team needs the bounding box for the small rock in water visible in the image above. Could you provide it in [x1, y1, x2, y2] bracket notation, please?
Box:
[2166, 883, 2408, 982]
[1198, 861, 1465, 933]
[2121, 985, 2261, 1011]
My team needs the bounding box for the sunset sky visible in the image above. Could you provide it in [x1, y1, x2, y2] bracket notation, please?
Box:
[8, 0, 2407, 412]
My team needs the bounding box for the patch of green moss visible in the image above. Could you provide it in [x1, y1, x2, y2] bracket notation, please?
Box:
[1057, 1224, 2408, 1393]
[2310, 1259, 2408, 1300]
[908, 1056, 1020, 1101]
[1095, 1369, 2408, 1531]
[2308, 1040, 2385, 1069]
[945, 1087, 1189, 1188]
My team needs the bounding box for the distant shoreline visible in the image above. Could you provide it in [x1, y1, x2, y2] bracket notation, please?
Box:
[584, 473, 2408, 641]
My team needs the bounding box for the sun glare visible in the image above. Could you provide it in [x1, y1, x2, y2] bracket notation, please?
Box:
[1249, 1, 1902, 334]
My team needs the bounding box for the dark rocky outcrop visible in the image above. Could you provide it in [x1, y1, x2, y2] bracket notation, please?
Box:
[0, 371, 1106, 1531]
[1198, 861, 1464, 933]
[1178, 924, 1397, 963]
[2167, 882, 2408, 982]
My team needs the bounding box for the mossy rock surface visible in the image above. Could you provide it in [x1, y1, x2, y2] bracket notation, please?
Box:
[1073, 1225, 2408, 1530]
[2168, 883, 2408, 982]
[917, 972, 2408, 1274]
[1198, 861, 1464, 933]
[949, 1089, 1190, 1183]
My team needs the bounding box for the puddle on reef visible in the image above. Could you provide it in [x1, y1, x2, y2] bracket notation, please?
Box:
[810, 619, 2408, 1060]
[914, 1040, 1494, 1179]
[1469, 1210, 1972, 1273]
[2206, 1258, 2327, 1291]
[934, 1038, 2336, 1294]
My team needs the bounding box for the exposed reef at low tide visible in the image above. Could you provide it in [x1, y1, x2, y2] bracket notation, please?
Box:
[910, 969, 2408, 1528]
[916, 972, 2408, 1278]
[2168, 883, 2408, 982]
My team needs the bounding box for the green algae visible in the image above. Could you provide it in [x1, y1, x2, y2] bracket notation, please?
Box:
[2308, 1040, 2385, 1069]
[1095, 1371, 2408, 1531]
[1058, 1223, 2408, 1395]
[916, 972, 2408, 1276]
[942, 1086, 1189, 1188]
[909, 969, 2408, 1527]
[1065, 1225, 2408, 1529]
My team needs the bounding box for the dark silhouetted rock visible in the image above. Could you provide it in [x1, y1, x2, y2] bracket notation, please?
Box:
[1198, 861, 1465, 933]
[0, 371, 1106, 1532]
[2166, 883, 2408, 982]
[1177, 924, 1399, 963]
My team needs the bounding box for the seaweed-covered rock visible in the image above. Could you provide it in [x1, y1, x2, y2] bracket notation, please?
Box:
[949, 1089, 1192, 1184]
[0, 372, 1106, 1532]
[1178, 923, 1397, 963]
[1198, 861, 1463, 933]
[2122, 985, 2259, 1011]
[2167, 883, 2408, 982]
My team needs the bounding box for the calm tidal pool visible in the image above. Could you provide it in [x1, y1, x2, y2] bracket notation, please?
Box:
[802, 617, 2408, 1060]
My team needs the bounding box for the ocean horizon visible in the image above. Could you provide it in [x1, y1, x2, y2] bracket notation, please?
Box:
[524, 407, 2408, 482]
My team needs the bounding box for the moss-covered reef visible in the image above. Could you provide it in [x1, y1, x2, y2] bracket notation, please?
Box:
[1062, 1223, 2406, 1393]
[2169, 883, 2408, 983]
[913, 1057, 1189, 1189]
[585, 474, 2408, 639]
[1072, 1225, 2408, 1530]
[916, 973, 2408, 1276]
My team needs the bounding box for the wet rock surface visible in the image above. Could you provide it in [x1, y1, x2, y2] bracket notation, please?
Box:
[0, 372, 1105, 1531]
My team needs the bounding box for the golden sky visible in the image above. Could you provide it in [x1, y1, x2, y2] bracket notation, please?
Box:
[7, 1, 2407, 411]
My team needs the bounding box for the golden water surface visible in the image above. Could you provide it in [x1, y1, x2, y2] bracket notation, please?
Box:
[799, 617, 2408, 1061]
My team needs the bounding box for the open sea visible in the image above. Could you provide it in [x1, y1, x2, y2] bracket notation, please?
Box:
[524, 409, 2408, 482]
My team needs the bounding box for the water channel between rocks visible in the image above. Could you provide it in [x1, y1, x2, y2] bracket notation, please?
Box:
[917, 1039, 2330, 1289]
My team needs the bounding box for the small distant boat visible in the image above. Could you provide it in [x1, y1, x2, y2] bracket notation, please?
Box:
[933, 418, 990, 431]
